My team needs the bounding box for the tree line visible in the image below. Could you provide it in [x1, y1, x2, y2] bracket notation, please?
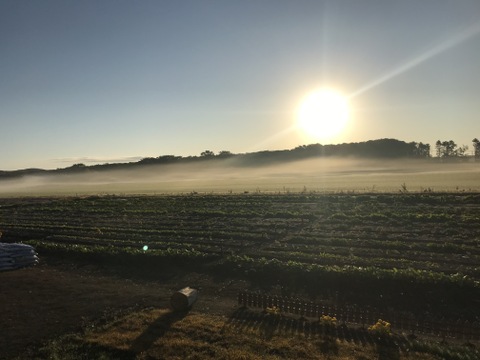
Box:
[1, 138, 478, 179]
[198, 137, 479, 162]
[435, 138, 480, 159]
[124, 138, 479, 169]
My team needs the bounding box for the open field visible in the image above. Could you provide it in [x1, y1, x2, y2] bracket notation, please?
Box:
[1, 191, 479, 358]
[1, 158, 479, 196]
[2, 192, 479, 283]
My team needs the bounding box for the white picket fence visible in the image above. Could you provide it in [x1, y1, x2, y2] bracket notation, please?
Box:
[238, 291, 480, 342]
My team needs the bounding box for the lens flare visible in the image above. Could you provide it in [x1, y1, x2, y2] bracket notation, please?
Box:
[349, 21, 480, 99]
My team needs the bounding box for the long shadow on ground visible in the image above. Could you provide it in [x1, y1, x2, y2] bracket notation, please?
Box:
[225, 307, 402, 359]
[130, 309, 189, 353]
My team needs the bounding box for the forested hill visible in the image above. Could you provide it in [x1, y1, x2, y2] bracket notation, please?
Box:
[0, 138, 435, 179]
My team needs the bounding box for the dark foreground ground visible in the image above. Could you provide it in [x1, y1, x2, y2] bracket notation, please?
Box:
[0, 257, 243, 359]
[2, 256, 479, 360]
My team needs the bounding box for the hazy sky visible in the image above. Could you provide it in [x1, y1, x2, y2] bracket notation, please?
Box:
[1, 0, 480, 170]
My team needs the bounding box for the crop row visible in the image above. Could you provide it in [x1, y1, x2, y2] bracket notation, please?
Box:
[1, 193, 479, 281]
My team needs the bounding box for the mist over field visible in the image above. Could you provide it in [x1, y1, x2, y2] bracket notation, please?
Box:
[0, 158, 479, 196]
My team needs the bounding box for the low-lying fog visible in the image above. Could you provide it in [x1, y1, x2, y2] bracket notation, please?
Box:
[1, 157, 479, 196]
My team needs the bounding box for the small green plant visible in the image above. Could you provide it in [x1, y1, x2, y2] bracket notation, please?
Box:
[368, 319, 391, 336]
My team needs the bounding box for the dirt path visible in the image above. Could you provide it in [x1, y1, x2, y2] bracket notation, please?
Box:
[0, 258, 244, 359]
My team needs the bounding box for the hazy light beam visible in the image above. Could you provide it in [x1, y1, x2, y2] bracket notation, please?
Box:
[349, 21, 480, 99]
[248, 125, 297, 152]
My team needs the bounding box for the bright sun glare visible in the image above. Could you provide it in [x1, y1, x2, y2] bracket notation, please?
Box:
[297, 88, 350, 143]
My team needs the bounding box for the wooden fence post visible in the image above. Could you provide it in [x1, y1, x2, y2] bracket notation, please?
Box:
[472, 321, 480, 341]
[262, 294, 268, 309]
[238, 291, 245, 307]
[279, 296, 286, 313]
[246, 292, 253, 307]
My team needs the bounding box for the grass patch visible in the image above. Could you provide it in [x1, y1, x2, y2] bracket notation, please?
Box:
[26, 308, 469, 360]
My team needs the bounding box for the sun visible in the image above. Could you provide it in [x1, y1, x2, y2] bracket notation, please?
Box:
[297, 88, 350, 143]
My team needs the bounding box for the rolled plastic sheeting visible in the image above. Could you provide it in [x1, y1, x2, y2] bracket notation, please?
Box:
[0, 243, 38, 271]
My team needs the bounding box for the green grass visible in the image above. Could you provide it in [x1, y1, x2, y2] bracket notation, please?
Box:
[28, 308, 457, 360]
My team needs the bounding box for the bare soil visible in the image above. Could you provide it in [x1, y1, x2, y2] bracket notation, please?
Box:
[0, 256, 245, 360]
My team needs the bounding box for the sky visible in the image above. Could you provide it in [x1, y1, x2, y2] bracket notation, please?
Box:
[1, 0, 480, 170]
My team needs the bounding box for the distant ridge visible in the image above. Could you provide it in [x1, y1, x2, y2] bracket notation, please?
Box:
[0, 138, 432, 179]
